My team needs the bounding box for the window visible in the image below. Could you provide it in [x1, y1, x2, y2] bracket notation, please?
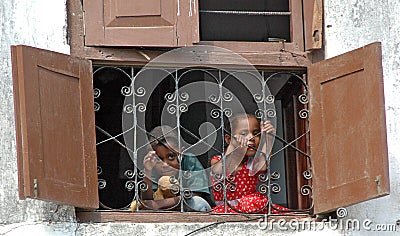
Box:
[11, 42, 390, 220]
[10, 0, 389, 223]
[73, 0, 321, 60]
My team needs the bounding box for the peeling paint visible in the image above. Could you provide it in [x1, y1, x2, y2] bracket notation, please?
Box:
[325, 0, 400, 231]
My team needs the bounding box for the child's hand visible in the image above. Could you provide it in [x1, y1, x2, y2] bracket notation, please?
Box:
[233, 135, 250, 149]
[261, 120, 276, 135]
[143, 151, 159, 171]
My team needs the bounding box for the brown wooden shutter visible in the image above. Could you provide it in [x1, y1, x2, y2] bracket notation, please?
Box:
[303, 0, 323, 51]
[11, 45, 98, 209]
[83, 0, 199, 47]
[309, 42, 389, 214]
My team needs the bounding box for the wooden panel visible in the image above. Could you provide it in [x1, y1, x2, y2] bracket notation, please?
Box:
[291, 0, 306, 51]
[84, 0, 199, 47]
[11, 45, 99, 209]
[106, 0, 169, 26]
[303, 0, 323, 50]
[115, 0, 160, 16]
[309, 42, 389, 214]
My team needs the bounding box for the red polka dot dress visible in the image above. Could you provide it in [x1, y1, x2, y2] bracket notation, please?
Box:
[211, 155, 289, 214]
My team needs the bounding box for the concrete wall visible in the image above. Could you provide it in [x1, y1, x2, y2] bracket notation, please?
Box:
[324, 0, 400, 234]
[0, 0, 398, 235]
[0, 0, 75, 225]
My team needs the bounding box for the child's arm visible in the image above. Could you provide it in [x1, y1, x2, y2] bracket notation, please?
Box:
[252, 120, 275, 172]
[141, 192, 206, 210]
[211, 140, 246, 175]
[140, 152, 181, 210]
[141, 151, 158, 200]
[141, 196, 180, 210]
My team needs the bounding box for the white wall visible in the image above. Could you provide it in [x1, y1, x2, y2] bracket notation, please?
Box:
[324, 0, 400, 234]
[0, 0, 75, 225]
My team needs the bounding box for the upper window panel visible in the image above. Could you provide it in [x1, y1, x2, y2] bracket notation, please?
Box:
[82, 0, 313, 49]
[199, 0, 290, 42]
[83, 0, 200, 47]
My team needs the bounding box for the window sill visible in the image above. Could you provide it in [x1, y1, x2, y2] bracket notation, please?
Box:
[76, 211, 313, 223]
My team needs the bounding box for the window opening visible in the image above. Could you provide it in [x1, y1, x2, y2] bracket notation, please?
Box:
[93, 66, 312, 214]
[199, 0, 291, 42]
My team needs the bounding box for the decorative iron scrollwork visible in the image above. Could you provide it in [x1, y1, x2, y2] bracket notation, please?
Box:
[271, 171, 281, 180]
[300, 185, 313, 196]
[298, 94, 308, 104]
[255, 109, 276, 119]
[299, 109, 309, 119]
[124, 169, 135, 179]
[97, 166, 102, 175]
[270, 183, 281, 194]
[98, 179, 106, 189]
[135, 87, 146, 97]
[94, 102, 100, 112]
[209, 91, 233, 104]
[210, 108, 232, 118]
[303, 169, 312, 180]
[121, 86, 132, 96]
[138, 180, 149, 192]
[123, 104, 134, 114]
[94, 88, 101, 98]
[125, 180, 135, 191]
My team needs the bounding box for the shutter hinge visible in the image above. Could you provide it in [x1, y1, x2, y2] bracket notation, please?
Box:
[375, 175, 382, 194]
[33, 179, 38, 198]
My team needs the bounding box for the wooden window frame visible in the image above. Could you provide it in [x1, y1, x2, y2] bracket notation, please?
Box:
[12, 42, 390, 223]
[275, 77, 311, 210]
[67, 0, 317, 68]
[78, 0, 321, 52]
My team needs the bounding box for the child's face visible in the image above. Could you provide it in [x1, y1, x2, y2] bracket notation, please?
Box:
[231, 116, 261, 157]
[153, 144, 180, 176]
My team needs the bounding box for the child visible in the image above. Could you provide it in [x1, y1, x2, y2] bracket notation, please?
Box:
[132, 125, 211, 212]
[210, 113, 288, 213]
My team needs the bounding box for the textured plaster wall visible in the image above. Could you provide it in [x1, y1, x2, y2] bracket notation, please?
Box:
[0, 0, 74, 225]
[324, 0, 400, 234]
[1, 222, 344, 236]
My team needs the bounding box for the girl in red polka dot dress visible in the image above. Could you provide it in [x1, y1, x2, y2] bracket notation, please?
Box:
[210, 113, 289, 214]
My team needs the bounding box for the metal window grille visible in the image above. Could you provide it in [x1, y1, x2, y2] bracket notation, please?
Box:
[93, 66, 312, 215]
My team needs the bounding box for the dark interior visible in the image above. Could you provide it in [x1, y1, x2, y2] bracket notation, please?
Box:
[199, 0, 290, 42]
[93, 66, 309, 210]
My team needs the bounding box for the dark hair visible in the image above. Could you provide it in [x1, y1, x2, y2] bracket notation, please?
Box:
[224, 113, 260, 136]
[148, 125, 179, 150]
